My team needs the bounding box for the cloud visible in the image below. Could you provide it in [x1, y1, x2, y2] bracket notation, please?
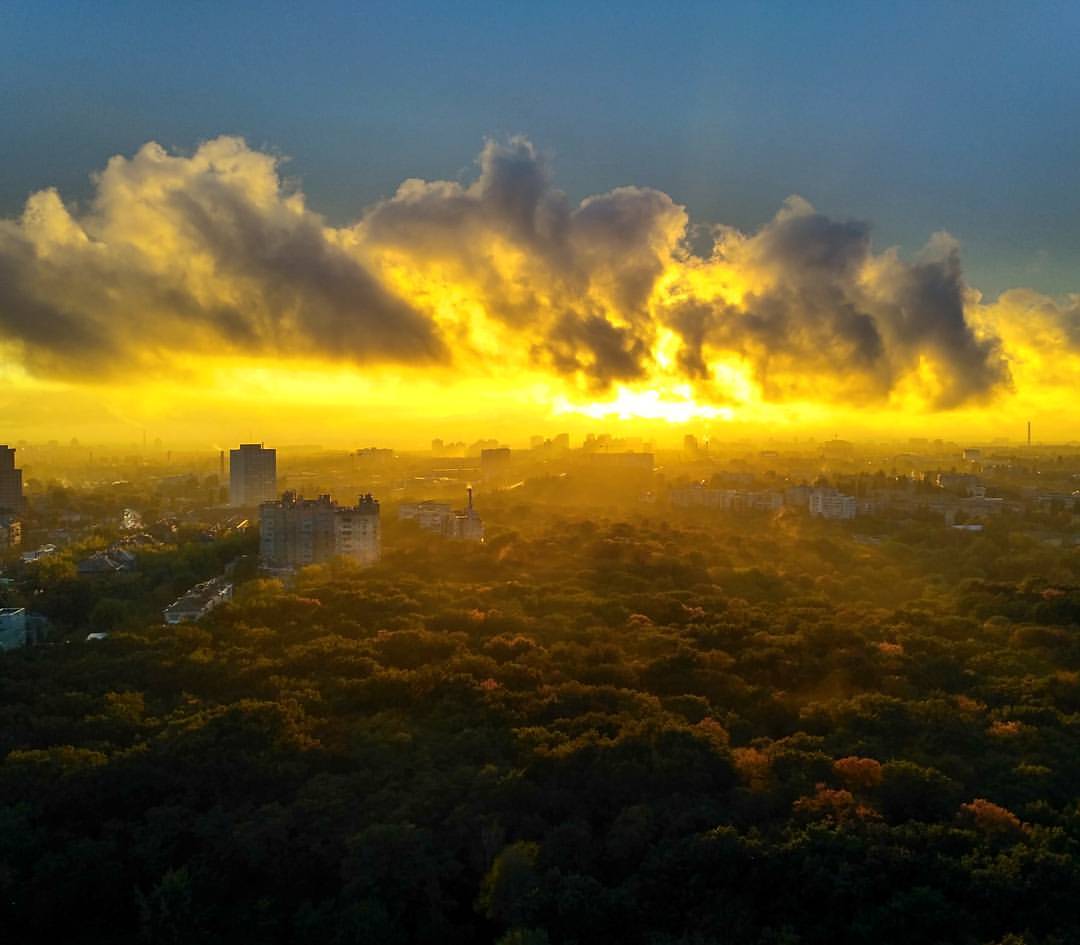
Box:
[359, 136, 686, 383]
[0, 135, 1023, 411]
[971, 288, 1080, 394]
[664, 200, 1009, 408]
[0, 137, 444, 378]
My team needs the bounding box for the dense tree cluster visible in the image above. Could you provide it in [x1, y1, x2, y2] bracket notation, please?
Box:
[1, 510, 1078, 944]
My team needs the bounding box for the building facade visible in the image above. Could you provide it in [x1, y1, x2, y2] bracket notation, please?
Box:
[260, 492, 381, 567]
[670, 484, 783, 512]
[398, 500, 453, 531]
[0, 514, 21, 549]
[229, 443, 277, 507]
[0, 446, 23, 513]
[809, 489, 858, 520]
[398, 488, 484, 541]
[334, 496, 382, 564]
[446, 487, 484, 541]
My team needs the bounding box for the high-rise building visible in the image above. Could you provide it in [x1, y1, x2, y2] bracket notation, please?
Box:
[229, 443, 277, 507]
[0, 446, 24, 513]
[260, 492, 380, 567]
[333, 495, 382, 564]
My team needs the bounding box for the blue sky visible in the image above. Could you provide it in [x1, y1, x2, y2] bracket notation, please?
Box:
[2, 0, 1078, 297]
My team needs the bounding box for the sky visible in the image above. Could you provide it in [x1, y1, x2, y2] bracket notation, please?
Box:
[1, 1, 1079, 446]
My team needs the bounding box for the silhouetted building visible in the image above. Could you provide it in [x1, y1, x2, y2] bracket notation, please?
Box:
[355, 447, 394, 464]
[260, 492, 380, 567]
[530, 434, 570, 454]
[578, 451, 654, 474]
[481, 447, 512, 480]
[821, 439, 855, 460]
[0, 446, 24, 512]
[230, 443, 277, 507]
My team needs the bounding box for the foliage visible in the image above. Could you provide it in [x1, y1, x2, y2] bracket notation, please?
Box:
[0, 511, 1078, 943]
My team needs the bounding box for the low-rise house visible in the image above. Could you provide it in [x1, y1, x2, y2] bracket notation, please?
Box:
[21, 544, 57, 563]
[0, 608, 27, 651]
[809, 489, 857, 520]
[77, 546, 138, 575]
[77, 553, 124, 575]
[163, 576, 233, 625]
[397, 488, 484, 541]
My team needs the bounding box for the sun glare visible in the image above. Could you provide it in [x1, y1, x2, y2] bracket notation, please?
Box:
[553, 386, 735, 424]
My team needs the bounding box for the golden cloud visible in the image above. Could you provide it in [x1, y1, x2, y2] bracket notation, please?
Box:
[0, 134, 1067, 419]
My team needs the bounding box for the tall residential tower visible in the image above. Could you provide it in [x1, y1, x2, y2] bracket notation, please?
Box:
[0, 447, 24, 512]
[229, 443, 277, 507]
[259, 492, 381, 568]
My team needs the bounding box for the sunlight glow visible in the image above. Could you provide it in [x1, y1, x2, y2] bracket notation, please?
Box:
[553, 386, 735, 423]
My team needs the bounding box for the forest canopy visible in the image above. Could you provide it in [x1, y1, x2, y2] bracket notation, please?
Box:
[1, 509, 1079, 944]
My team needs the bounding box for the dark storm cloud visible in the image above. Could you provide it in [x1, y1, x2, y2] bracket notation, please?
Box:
[0, 226, 127, 379]
[163, 178, 443, 360]
[543, 313, 650, 387]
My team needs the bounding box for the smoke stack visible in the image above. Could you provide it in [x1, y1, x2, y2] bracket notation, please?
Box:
[1027, 421, 1031, 447]
[467, 485, 473, 510]
[219, 450, 225, 478]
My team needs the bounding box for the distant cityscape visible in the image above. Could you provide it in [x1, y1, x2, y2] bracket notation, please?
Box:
[1, 426, 1079, 650]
